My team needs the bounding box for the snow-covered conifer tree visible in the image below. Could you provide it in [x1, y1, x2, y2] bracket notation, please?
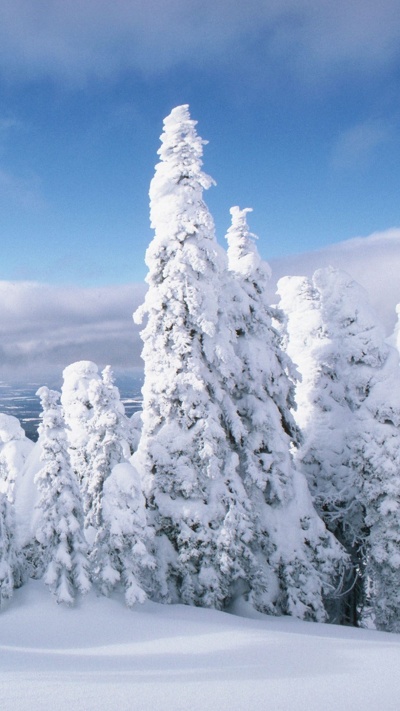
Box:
[388, 303, 400, 353]
[277, 274, 359, 540]
[84, 365, 131, 532]
[0, 414, 32, 589]
[278, 267, 400, 629]
[34, 387, 90, 604]
[133, 105, 260, 609]
[82, 366, 149, 601]
[129, 411, 143, 454]
[355, 383, 400, 632]
[99, 461, 155, 606]
[225, 208, 346, 619]
[61, 361, 134, 492]
[0, 414, 34, 503]
[61, 360, 101, 485]
[0, 492, 17, 606]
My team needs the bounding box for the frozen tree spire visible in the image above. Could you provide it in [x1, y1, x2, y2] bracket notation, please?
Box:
[225, 208, 346, 619]
[148, 104, 215, 244]
[34, 387, 90, 605]
[133, 106, 260, 609]
[226, 206, 269, 279]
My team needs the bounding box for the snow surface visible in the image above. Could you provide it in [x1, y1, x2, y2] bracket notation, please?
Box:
[1, 581, 399, 711]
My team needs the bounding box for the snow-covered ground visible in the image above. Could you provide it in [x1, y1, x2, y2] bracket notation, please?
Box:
[1, 582, 400, 711]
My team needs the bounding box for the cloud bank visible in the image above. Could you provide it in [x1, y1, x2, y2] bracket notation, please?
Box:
[0, 0, 399, 84]
[1, 227, 400, 384]
[0, 282, 146, 383]
[269, 228, 400, 333]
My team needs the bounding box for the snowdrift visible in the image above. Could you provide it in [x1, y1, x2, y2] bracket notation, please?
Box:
[1, 581, 399, 711]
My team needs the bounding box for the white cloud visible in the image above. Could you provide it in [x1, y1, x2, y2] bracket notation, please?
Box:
[269, 227, 400, 333]
[1, 227, 400, 384]
[0, 0, 399, 84]
[0, 281, 146, 382]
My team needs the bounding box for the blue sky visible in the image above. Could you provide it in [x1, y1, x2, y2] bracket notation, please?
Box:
[1, 0, 399, 287]
[1, 1, 400, 382]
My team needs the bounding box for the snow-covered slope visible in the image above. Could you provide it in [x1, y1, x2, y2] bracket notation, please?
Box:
[1, 581, 399, 711]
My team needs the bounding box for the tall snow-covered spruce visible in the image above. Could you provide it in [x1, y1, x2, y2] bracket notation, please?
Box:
[133, 105, 260, 609]
[278, 267, 400, 630]
[277, 271, 362, 625]
[133, 106, 345, 619]
[225, 207, 346, 619]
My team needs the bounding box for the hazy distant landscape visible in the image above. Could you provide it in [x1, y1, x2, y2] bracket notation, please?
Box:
[0, 376, 143, 441]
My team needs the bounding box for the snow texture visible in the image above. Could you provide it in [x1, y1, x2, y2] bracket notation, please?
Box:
[0, 581, 399, 711]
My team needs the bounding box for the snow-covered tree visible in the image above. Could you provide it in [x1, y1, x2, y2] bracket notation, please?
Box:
[0, 492, 17, 606]
[61, 360, 101, 485]
[348, 314, 400, 632]
[61, 361, 134, 492]
[129, 411, 143, 454]
[0, 414, 34, 503]
[388, 303, 400, 353]
[84, 365, 131, 532]
[278, 267, 400, 630]
[82, 366, 148, 601]
[133, 105, 261, 610]
[98, 461, 155, 606]
[225, 208, 346, 619]
[33, 387, 90, 604]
